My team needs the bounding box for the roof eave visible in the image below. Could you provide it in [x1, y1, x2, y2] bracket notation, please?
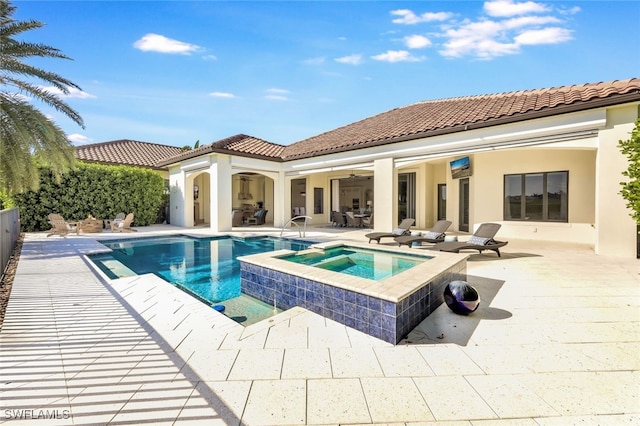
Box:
[156, 147, 285, 168]
[281, 92, 640, 161]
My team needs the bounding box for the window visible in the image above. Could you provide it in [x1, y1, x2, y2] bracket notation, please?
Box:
[313, 187, 324, 214]
[504, 171, 568, 222]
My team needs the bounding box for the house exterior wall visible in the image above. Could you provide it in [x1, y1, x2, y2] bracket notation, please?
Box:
[166, 101, 638, 257]
[467, 148, 597, 245]
[595, 105, 639, 257]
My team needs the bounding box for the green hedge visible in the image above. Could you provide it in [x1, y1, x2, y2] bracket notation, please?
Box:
[12, 162, 165, 232]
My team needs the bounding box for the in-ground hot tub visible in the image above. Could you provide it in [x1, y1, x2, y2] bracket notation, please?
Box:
[239, 241, 467, 344]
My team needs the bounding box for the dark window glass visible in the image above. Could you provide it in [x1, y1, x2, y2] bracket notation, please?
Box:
[504, 171, 568, 222]
[504, 175, 522, 220]
[547, 172, 568, 221]
[525, 173, 544, 220]
[313, 187, 324, 214]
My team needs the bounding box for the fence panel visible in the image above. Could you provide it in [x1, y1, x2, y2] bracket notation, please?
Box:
[0, 207, 21, 276]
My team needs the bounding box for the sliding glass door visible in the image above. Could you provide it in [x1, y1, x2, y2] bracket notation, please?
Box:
[398, 173, 416, 222]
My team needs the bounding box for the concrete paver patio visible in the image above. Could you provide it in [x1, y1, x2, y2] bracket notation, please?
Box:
[1, 225, 638, 425]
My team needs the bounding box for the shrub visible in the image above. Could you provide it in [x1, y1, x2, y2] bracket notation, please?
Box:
[12, 162, 165, 231]
[619, 119, 640, 225]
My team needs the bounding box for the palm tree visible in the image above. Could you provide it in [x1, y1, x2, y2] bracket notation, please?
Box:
[0, 0, 84, 194]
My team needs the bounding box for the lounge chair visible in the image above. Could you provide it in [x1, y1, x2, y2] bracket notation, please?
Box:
[46, 214, 79, 237]
[365, 218, 415, 244]
[394, 220, 452, 247]
[429, 222, 508, 257]
[104, 212, 125, 230]
[110, 213, 136, 232]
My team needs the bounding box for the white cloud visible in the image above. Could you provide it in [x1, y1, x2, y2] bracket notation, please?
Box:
[404, 34, 432, 49]
[391, 9, 453, 24]
[202, 54, 217, 60]
[371, 50, 424, 63]
[133, 33, 201, 54]
[267, 88, 290, 94]
[42, 86, 95, 99]
[515, 27, 573, 44]
[264, 95, 288, 101]
[440, 19, 521, 59]
[265, 88, 290, 101]
[484, 0, 550, 17]
[67, 133, 93, 144]
[384, 2, 575, 60]
[334, 54, 363, 65]
[303, 56, 326, 65]
[502, 15, 562, 29]
[209, 92, 236, 98]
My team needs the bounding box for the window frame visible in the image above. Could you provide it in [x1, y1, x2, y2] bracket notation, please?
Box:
[503, 171, 568, 222]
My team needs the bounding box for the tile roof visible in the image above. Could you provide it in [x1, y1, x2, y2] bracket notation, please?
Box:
[75, 139, 183, 169]
[77, 79, 640, 168]
[280, 78, 640, 160]
[156, 134, 286, 166]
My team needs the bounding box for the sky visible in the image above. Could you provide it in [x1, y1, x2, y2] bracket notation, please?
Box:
[13, 0, 640, 148]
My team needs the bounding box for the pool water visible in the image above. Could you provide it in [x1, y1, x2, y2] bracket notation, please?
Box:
[89, 235, 310, 324]
[279, 246, 429, 280]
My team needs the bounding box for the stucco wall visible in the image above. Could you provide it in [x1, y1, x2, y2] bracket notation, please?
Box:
[465, 148, 597, 245]
[595, 105, 639, 257]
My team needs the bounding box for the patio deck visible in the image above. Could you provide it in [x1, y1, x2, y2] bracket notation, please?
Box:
[1, 224, 638, 425]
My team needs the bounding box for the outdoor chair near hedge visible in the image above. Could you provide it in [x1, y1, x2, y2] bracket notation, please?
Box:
[46, 214, 79, 237]
[110, 213, 136, 232]
[104, 212, 125, 230]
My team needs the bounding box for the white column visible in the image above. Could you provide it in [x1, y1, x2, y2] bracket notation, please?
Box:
[168, 167, 186, 227]
[273, 171, 287, 228]
[595, 106, 638, 257]
[209, 155, 232, 232]
[373, 158, 396, 232]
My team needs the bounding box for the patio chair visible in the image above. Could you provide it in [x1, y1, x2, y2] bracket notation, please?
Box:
[429, 222, 508, 257]
[332, 211, 346, 227]
[104, 212, 125, 230]
[110, 213, 136, 232]
[362, 212, 373, 228]
[232, 210, 244, 226]
[394, 220, 452, 247]
[345, 211, 361, 227]
[46, 214, 79, 237]
[365, 218, 415, 243]
[246, 209, 268, 225]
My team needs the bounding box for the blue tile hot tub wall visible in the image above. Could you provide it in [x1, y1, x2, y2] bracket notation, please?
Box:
[239, 261, 466, 344]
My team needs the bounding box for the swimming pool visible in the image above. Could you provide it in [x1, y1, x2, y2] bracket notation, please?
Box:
[279, 246, 428, 280]
[89, 235, 311, 324]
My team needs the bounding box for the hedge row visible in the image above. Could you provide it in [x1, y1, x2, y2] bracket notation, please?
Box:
[11, 162, 166, 232]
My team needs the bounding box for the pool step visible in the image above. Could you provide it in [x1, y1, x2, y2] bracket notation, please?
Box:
[315, 254, 356, 272]
[100, 259, 137, 278]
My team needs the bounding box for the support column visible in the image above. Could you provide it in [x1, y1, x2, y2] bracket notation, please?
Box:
[210, 155, 232, 232]
[595, 106, 638, 257]
[373, 158, 396, 232]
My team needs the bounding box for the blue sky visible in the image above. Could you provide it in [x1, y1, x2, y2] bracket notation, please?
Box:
[15, 0, 640, 147]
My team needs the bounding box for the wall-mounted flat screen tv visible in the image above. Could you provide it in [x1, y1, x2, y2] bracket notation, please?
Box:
[450, 156, 472, 179]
